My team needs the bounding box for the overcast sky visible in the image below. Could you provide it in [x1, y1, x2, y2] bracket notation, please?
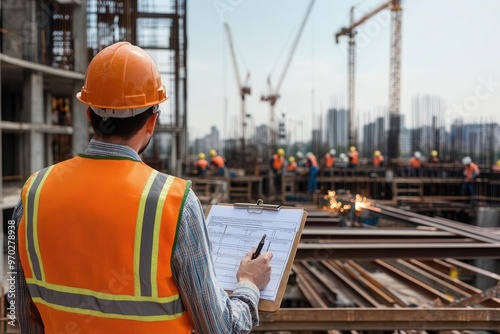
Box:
[184, 0, 500, 142]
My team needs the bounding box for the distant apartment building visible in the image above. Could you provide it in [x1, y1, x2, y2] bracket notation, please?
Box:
[325, 108, 348, 150]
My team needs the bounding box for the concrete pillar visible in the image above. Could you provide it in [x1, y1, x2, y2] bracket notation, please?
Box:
[72, 0, 88, 154]
[22, 70, 45, 176]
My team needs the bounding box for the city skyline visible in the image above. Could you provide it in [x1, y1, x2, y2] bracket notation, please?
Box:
[186, 0, 500, 142]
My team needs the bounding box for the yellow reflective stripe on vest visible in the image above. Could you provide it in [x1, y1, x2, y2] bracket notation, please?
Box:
[26, 280, 185, 321]
[134, 171, 176, 297]
[24, 166, 54, 281]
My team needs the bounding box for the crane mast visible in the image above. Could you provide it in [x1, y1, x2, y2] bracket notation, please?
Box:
[335, 0, 392, 149]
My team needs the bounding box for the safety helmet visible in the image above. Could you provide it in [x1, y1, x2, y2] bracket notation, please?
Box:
[339, 153, 348, 161]
[329, 149, 336, 156]
[462, 156, 472, 165]
[374, 150, 381, 156]
[209, 149, 217, 157]
[431, 150, 438, 157]
[349, 146, 356, 152]
[77, 42, 168, 118]
[288, 156, 295, 162]
[414, 151, 422, 159]
[277, 148, 285, 156]
[306, 152, 313, 157]
[296, 151, 304, 159]
[198, 153, 206, 160]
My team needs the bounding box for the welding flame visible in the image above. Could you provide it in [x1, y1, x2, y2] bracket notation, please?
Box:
[323, 190, 370, 214]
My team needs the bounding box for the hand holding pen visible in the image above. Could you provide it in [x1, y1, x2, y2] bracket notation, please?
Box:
[236, 234, 273, 290]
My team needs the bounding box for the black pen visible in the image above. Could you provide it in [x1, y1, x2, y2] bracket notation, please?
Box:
[251, 234, 266, 259]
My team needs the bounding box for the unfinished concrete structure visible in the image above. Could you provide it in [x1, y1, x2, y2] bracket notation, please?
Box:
[0, 0, 187, 215]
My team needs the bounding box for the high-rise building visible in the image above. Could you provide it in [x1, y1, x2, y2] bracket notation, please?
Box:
[325, 108, 348, 151]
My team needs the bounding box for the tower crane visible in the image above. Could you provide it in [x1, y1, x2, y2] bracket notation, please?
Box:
[224, 22, 251, 150]
[335, 0, 402, 161]
[261, 0, 315, 149]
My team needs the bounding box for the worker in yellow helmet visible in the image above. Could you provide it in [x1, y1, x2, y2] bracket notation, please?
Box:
[373, 150, 384, 167]
[286, 156, 298, 172]
[493, 159, 500, 173]
[348, 146, 359, 168]
[429, 150, 439, 163]
[270, 148, 286, 195]
[14, 42, 271, 333]
[209, 148, 226, 176]
[193, 152, 209, 176]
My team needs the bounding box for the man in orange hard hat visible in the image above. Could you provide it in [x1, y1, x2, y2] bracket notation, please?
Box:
[14, 42, 272, 333]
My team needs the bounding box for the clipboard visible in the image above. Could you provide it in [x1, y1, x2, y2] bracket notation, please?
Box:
[205, 199, 307, 312]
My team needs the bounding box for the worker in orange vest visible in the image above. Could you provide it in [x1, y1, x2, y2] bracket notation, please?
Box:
[409, 151, 422, 176]
[373, 150, 384, 167]
[286, 156, 298, 173]
[193, 152, 209, 176]
[461, 156, 480, 201]
[14, 42, 272, 333]
[270, 148, 285, 195]
[348, 146, 359, 168]
[209, 148, 226, 176]
[324, 149, 336, 168]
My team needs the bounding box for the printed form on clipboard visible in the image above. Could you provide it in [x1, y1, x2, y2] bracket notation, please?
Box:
[205, 200, 307, 312]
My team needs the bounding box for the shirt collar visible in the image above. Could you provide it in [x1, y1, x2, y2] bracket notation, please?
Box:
[84, 139, 142, 161]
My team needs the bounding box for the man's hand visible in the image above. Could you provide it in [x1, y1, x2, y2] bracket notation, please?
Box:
[236, 250, 273, 290]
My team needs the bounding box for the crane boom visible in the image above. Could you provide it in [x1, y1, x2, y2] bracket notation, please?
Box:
[262, 0, 316, 148]
[224, 22, 251, 150]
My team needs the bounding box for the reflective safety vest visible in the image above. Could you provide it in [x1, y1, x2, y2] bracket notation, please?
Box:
[348, 151, 359, 165]
[272, 154, 285, 171]
[210, 155, 225, 168]
[18, 156, 193, 333]
[194, 158, 208, 171]
[324, 154, 335, 168]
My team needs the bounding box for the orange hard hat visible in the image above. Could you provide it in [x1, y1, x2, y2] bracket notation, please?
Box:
[77, 42, 168, 117]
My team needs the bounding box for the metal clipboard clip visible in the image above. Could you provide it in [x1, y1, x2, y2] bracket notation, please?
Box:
[233, 199, 281, 213]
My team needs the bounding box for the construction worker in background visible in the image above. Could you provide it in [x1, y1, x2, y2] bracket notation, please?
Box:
[324, 149, 336, 168]
[13, 42, 272, 333]
[409, 151, 422, 176]
[296, 151, 306, 167]
[429, 150, 439, 163]
[373, 150, 384, 167]
[492, 159, 500, 173]
[348, 146, 359, 168]
[193, 152, 208, 176]
[461, 156, 480, 202]
[306, 152, 319, 194]
[209, 148, 226, 176]
[286, 156, 298, 173]
[270, 148, 285, 195]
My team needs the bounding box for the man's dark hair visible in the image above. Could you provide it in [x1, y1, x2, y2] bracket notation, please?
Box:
[89, 107, 155, 139]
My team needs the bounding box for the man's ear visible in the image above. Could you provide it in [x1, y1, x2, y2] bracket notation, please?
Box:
[146, 113, 158, 134]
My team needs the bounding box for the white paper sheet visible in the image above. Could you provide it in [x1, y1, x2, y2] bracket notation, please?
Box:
[205, 205, 303, 301]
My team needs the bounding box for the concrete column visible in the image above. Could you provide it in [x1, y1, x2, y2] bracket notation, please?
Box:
[72, 82, 89, 154]
[71, 0, 88, 154]
[22, 70, 45, 176]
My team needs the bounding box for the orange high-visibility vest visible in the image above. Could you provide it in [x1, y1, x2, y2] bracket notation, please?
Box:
[272, 154, 284, 171]
[373, 155, 384, 167]
[194, 158, 208, 170]
[464, 162, 480, 181]
[18, 156, 193, 333]
[410, 157, 421, 168]
[324, 154, 335, 168]
[286, 161, 298, 172]
[348, 151, 359, 165]
[210, 155, 225, 168]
